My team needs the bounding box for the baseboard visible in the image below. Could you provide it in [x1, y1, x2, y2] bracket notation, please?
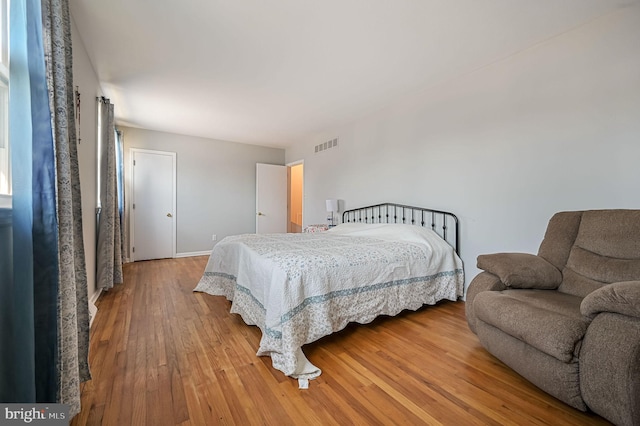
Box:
[175, 250, 211, 258]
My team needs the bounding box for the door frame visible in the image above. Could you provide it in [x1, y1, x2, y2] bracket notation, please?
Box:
[129, 148, 177, 261]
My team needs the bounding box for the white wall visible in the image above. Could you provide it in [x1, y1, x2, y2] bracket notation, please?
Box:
[286, 6, 640, 290]
[71, 16, 102, 304]
[121, 127, 285, 255]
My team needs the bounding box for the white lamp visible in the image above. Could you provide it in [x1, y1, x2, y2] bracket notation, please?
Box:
[326, 199, 339, 227]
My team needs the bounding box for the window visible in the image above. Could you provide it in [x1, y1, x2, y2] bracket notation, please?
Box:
[0, 0, 9, 199]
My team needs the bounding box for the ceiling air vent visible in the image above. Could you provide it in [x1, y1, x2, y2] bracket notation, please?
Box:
[314, 138, 339, 154]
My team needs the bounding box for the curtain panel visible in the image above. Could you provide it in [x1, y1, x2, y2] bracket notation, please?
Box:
[0, 0, 36, 402]
[1, 0, 60, 404]
[96, 98, 124, 291]
[0, 0, 90, 418]
[42, 0, 91, 415]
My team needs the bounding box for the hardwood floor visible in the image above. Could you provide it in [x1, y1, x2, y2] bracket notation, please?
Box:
[71, 257, 611, 425]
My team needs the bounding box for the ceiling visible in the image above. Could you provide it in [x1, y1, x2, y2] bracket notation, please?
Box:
[69, 0, 636, 148]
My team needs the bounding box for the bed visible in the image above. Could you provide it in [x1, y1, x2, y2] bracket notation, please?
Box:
[194, 203, 464, 383]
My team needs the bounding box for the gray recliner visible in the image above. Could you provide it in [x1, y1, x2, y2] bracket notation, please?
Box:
[465, 210, 640, 426]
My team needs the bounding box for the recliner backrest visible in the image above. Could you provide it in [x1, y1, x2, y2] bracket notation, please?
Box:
[539, 210, 640, 297]
[538, 211, 583, 271]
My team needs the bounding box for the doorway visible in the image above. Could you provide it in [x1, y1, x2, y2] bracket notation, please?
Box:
[288, 162, 303, 233]
[254, 162, 304, 234]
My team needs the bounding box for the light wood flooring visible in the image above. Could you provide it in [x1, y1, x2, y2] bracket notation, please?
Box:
[71, 256, 611, 425]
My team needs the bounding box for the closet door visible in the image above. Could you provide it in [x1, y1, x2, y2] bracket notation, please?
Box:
[131, 149, 176, 260]
[256, 163, 287, 234]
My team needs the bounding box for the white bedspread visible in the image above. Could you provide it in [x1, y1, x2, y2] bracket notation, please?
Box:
[194, 223, 464, 380]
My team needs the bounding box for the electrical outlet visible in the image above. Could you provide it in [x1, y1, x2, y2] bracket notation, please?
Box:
[212, 234, 217, 241]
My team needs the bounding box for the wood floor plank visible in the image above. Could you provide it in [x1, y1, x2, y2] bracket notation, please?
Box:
[215, 368, 261, 425]
[358, 326, 534, 425]
[71, 256, 612, 425]
[181, 376, 209, 426]
[168, 360, 189, 424]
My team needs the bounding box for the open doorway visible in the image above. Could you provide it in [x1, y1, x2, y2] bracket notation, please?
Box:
[288, 162, 303, 233]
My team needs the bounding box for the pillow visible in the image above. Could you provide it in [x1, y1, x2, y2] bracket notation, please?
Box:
[327, 223, 452, 252]
[581, 281, 640, 319]
[477, 252, 562, 289]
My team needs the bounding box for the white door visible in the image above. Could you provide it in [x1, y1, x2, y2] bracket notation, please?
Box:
[256, 163, 287, 233]
[131, 149, 176, 260]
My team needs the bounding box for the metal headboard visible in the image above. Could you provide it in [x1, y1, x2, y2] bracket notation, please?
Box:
[342, 203, 460, 255]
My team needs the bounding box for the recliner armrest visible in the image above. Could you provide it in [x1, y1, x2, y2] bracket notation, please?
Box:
[465, 272, 506, 334]
[580, 312, 640, 426]
[581, 281, 640, 319]
[476, 252, 562, 289]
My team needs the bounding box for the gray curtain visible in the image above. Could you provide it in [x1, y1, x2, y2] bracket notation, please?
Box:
[96, 98, 124, 291]
[41, 0, 91, 417]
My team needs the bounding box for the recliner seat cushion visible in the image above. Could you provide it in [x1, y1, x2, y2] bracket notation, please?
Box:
[473, 289, 588, 363]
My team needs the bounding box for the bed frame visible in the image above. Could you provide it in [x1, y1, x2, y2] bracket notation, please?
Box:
[342, 203, 460, 255]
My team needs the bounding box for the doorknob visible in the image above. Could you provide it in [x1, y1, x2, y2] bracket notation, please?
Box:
[167, 213, 173, 218]
[257, 212, 264, 216]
